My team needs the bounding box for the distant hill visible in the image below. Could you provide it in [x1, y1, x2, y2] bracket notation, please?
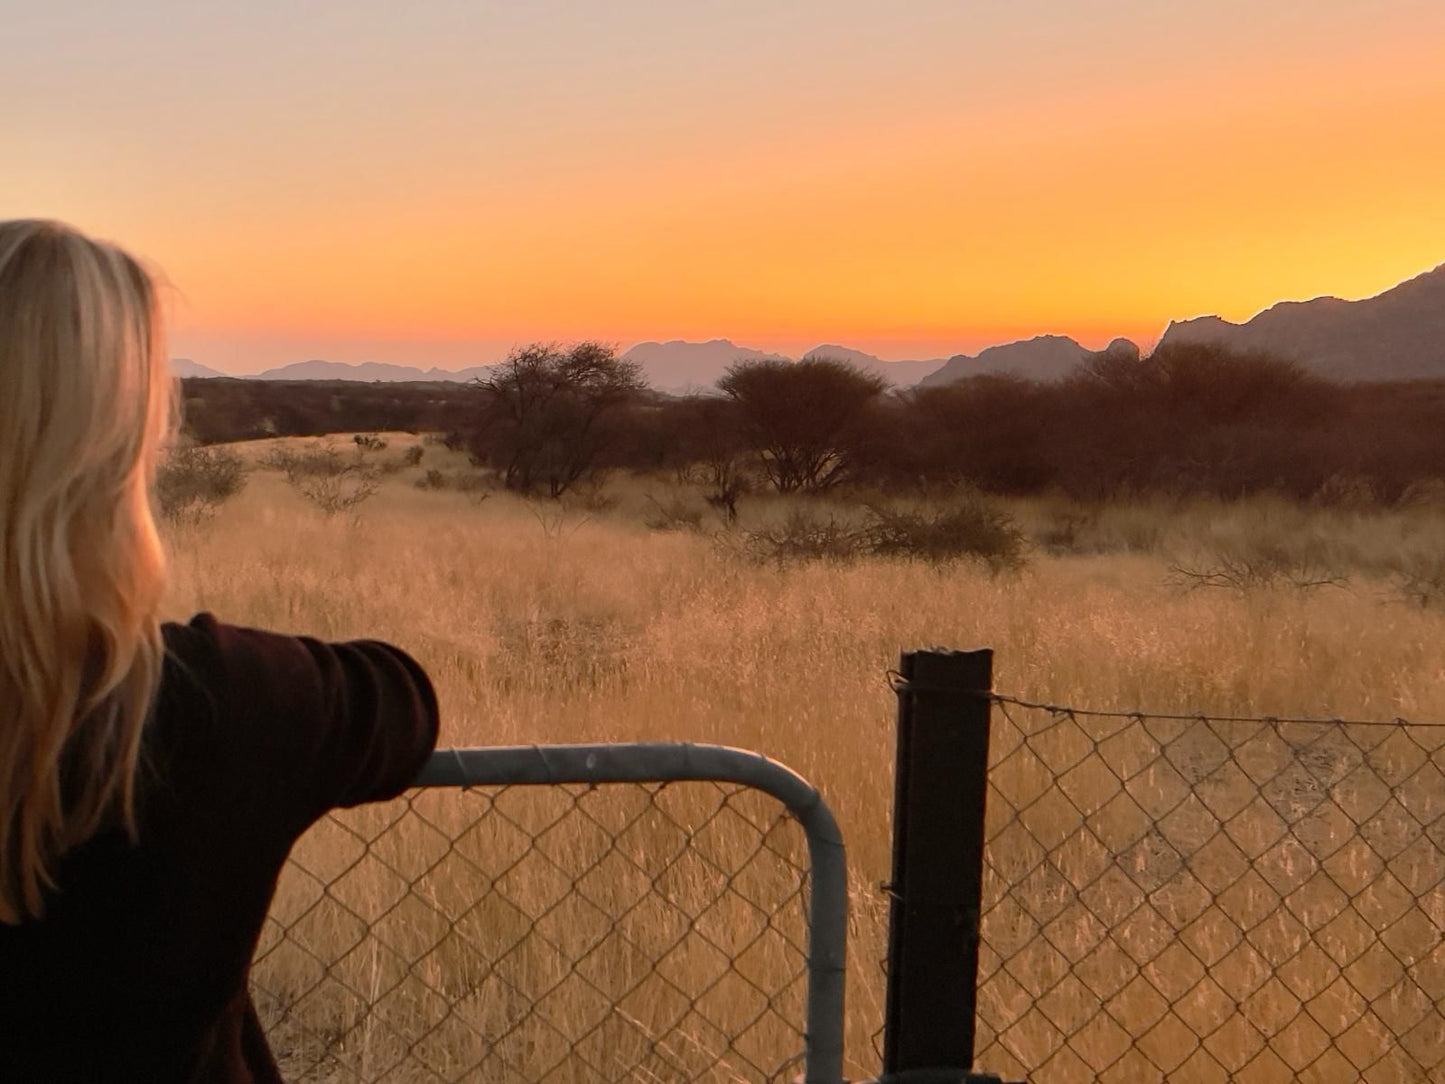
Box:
[176, 261, 1445, 390]
[919, 335, 1112, 386]
[253, 359, 494, 382]
[172, 358, 227, 379]
[620, 339, 790, 393]
[801, 345, 946, 387]
[1159, 264, 1445, 381]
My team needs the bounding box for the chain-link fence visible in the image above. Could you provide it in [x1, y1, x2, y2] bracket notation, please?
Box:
[252, 667, 1445, 1084]
[977, 694, 1445, 1083]
[252, 743, 846, 1084]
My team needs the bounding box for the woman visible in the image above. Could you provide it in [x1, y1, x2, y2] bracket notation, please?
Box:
[0, 220, 440, 1081]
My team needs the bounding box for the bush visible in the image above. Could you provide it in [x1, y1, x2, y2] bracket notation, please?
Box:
[374, 444, 425, 475]
[741, 508, 863, 565]
[262, 446, 334, 477]
[274, 446, 380, 519]
[414, 468, 493, 505]
[739, 497, 1026, 570]
[154, 445, 247, 524]
[1033, 508, 1101, 556]
[644, 494, 706, 533]
[1388, 551, 1445, 608]
[861, 500, 1027, 572]
[1165, 536, 1348, 592]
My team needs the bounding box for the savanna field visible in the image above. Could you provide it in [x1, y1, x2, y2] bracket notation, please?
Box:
[162, 435, 1445, 1083]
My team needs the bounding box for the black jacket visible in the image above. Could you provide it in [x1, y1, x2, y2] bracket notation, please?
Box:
[0, 613, 440, 1082]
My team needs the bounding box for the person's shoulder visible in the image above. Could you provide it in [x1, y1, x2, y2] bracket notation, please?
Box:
[159, 612, 440, 825]
[164, 611, 316, 673]
[160, 611, 221, 664]
[157, 612, 226, 713]
[156, 611, 338, 761]
[163, 612, 359, 709]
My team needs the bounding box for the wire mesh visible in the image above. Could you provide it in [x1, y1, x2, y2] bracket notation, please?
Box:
[976, 696, 1445, 1083]
[252, 780, 814, 1084]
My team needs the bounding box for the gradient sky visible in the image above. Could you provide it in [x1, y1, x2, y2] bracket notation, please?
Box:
[8, 1, 1445, 374]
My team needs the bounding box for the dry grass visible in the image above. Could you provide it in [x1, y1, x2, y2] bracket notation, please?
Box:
[162, 435, 1445, 1082]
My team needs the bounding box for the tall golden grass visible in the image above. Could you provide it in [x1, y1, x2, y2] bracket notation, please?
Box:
[165, 436, 1445, 1082]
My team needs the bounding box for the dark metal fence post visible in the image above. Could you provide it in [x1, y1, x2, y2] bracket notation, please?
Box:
[882, 649, 1016, 1084]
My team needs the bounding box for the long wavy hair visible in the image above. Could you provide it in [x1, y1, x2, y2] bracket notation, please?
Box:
[0, 220, 175, 923]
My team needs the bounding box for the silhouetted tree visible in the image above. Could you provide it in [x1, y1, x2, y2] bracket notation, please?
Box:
[718, 357, 887, 493]
[667, 395, 752, 522]
[173, 345, 1445, 508]
[900, 375, 1058, 493]
[179, 378, 469, 443]
[465, 342, 646, 497]
[1063, 343, 1340, 498]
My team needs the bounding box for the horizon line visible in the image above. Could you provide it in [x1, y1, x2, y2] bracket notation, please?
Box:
[171, 327, 1166, 377]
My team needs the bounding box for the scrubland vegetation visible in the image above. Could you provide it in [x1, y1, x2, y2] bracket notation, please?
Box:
[181, 343, 1445, 511]
[164, 431, 1445, 742]
[161, 426, 1445, 1080]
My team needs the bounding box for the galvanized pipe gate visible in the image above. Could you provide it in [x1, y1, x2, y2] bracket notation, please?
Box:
[417, 741, 850, 1084]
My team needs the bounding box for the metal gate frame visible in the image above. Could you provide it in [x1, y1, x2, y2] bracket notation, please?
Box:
[416, 742, 849, 1084]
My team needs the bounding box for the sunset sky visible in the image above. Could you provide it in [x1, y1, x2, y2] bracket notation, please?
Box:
[8, 1, 1445, 374]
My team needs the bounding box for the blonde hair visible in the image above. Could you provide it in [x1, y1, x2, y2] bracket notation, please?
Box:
[0, 220, 175, 923]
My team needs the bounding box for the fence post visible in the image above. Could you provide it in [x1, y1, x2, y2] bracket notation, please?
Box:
[882, 649, 1014, 1084]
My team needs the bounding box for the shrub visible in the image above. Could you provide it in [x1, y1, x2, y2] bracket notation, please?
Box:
[1313, 473, 1377, 509]
[1166, 536, 1348, 592]
[563, 483, 619, 515]
[375, 444, 425, 475]
[154, 445, 247, 524]
[742, 508, 863, 565]
[262, 446, 330, 477]
[276, 446, 380, 519]
[1034, 508, 1101, 556]
[644, 495, 706, 533]
[739, 497, 1026, 571]
[1388, 551, 1445, 608]
[414, 468, 493, 505]
[861, 500, 1027, 572]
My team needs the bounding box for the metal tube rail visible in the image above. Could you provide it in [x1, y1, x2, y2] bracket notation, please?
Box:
[415, 742, 849, 1084]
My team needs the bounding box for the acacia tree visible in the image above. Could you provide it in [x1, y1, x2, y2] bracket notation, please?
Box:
[667, 395, 752, 523]
[900, 374, 1058, 493]
[717, 357, 887, 493]
[466, 342, 646, 497]
[1063, 342, 1337, 498]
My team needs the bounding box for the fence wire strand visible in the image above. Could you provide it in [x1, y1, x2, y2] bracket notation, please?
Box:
[973, 693, 1445, 1084]
[988, 691, 1445, 730]
[253, 780, 814, 1084]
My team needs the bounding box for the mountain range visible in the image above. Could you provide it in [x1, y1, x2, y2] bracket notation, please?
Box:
[252, 359, 495, 382]
[918, 335, 1131, 386]
[1158, 263, 1445, 381]
[621, 339, 790, 393]
[799, 345, 946, 387]
[171, 262, 1445, 388]
[173, 358, 228, 379]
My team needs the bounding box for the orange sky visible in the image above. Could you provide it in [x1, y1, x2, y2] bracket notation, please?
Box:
[8, 2, 1445, 373]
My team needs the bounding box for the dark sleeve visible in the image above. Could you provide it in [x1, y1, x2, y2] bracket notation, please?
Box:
[184, 613, 440, 830]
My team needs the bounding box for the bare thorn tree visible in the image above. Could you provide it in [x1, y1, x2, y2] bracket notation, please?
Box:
[275, 445, 381, 520]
